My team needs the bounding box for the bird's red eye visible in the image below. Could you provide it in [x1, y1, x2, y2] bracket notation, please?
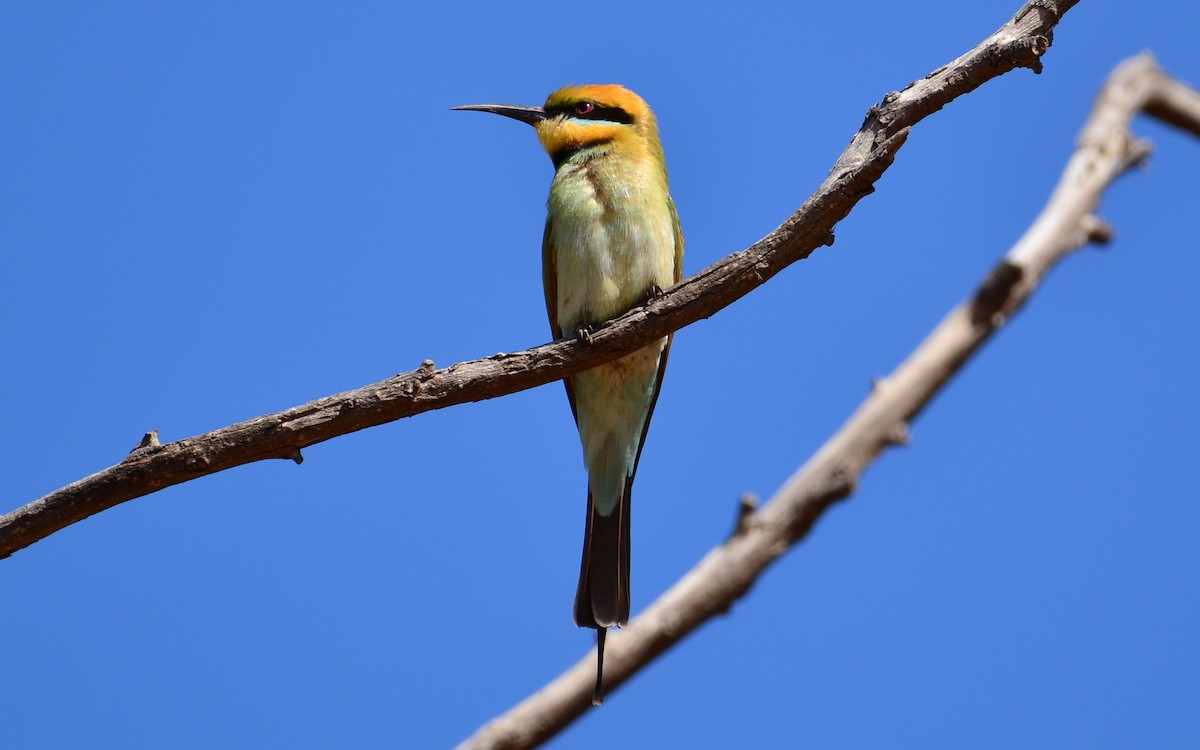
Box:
[575, 101, 595, 115]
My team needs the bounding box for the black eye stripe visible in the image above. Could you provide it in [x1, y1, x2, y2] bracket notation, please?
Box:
[547, 102, 635, 125]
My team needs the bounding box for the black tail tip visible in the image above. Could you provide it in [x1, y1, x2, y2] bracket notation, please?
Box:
[592, 628, 607, 706]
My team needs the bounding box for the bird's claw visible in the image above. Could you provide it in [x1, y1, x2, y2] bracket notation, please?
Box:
[575, 324, 595, 345]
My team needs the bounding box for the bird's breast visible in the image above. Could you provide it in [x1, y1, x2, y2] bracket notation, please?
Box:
[547, 159, 676, 332]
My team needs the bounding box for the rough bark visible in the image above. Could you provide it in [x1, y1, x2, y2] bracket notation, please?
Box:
[0, 0, 1079, 560]
[455, 52, 1200, 750]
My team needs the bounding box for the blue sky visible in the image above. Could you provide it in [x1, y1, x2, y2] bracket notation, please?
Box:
[4, 2, 1199, 748]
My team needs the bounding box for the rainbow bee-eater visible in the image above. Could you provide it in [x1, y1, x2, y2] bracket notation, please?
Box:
[454, 85, 682, 703]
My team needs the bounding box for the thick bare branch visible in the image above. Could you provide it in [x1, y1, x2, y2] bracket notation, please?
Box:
[1142, 65, 1200, 136]
[0, 0, 1074, 559]
[456, 53, 1199, 750]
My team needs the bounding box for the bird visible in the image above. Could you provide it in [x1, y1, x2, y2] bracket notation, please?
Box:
[454, 85, 683, 704]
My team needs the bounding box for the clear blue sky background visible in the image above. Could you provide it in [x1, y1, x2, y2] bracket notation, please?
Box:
[4, 2, 1198, 748]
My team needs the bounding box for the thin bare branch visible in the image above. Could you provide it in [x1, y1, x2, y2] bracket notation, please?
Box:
[0, 0, 1074, 558]
[456, 52, 1200, 750]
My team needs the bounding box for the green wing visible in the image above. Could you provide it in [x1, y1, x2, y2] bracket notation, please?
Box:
[630, 195, 684, 475]
[543, 217, 579, 425]
[669, 196, 684, 285]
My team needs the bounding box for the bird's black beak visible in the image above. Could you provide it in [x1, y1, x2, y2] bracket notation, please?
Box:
[451, 103, 546, 125]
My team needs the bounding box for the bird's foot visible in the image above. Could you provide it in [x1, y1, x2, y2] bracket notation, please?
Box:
[575, 324, 595, 346]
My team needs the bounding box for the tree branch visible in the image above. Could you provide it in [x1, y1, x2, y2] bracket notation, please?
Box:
[455, 52, 1200, 750]
[0, 0, 1075, 558]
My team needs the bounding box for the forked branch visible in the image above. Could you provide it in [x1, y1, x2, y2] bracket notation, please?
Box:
[455, 53, 1200, 750]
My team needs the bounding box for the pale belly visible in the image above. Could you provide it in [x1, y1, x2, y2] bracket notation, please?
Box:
[572, 344, 666, 515]
[546, 161, 677, 515]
